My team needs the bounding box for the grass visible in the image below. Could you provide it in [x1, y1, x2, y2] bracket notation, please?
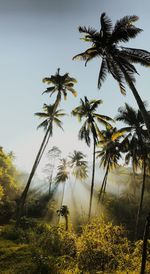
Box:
[0, 238, 36, 274]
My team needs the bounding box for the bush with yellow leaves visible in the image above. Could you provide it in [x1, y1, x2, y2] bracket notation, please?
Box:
[77, 217, 133, 273]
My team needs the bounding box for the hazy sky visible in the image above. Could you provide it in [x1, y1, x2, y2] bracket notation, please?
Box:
[0, 0, 150, 175]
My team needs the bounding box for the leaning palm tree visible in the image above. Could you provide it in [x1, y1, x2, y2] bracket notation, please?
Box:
[72, 96, 112, 219]
[69, 150, 88, 182]
[43, 68, 77, 111]
[116, 103, 150, 238]
[73, 13, 150, 137]
[16, 104, 65, 225]
[97, 127, 123, 202]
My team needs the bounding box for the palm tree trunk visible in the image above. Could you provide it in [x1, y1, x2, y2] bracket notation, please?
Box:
[140, 213, 150, 274]
[127, 80, 150, 138]
[61, 182, 66, 207]
[102, 160, 110, 200]
[102, 174, 108, 202]
[98, 171, 107, 202]
[65, 215, 68, 231]
[135, 159, 146, 240]
[49, 175, 52, 196]
[16, 126, 50, 226]
[88, 138, 96, 220]
[36, 131, 51, 168]
[98, 159, 110, 203]
[58, 182, 66, 225]
[53, 91, 61, 112]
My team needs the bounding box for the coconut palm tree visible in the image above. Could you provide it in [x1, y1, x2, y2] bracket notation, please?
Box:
[73, 13, 150, 137]
[16, 104, 65, 225]
[42, 68, 77, 111]
[116, 104, 145, 184]
[57, 205, 69, 231]
[72, 96, 113, 219]
[116, 103, 150, 238]
[97, 127, 123, 202]
[69, 150, 88, 182]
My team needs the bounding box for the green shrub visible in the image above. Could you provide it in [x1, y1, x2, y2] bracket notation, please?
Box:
[37, 225, 77, 258]
[0, 200, 16, 225]
[130, 240, 150, 274]
[77, 217, 131, 273]
[19, 216, 38, 230]
[0, 225, 26, 242]
[32, 250, 58, 274]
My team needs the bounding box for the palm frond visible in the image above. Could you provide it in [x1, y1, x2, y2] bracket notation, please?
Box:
[55, 158, 69, 183]
[66, 87, 77, 97]
[98, 58, 108, 89]
[78, 26, 98, 36]
[121, 47, 150, 66]
[95, 127, 105, 142]
[115, 59, 136, 87]
[117, 53, 139, 74]
[53, 118, 64, 130]
[42, 86, 56, 95]
[78, 122, 91, 146]
[100, 13, 112, 38]
[37, 120, 48, 130]
[73, 47, 98, 65]
[55, 110, 66, 117]
[106, 58, 126, 95]
[116, 104, 137, 125]
[72, 51, 89, 61]
[42, 77, 54, 84]
[114, 15, 139, 30]
[85, 50, 99, 66]
[94, 113, 114, 122]
[111, 15, 142, 44]
[90, 99, 103, 112]
[111, 130, 125, 141]
[35, 112, 49, 118]
[65, 76, 77, 83]
[94, 116, 112, 128]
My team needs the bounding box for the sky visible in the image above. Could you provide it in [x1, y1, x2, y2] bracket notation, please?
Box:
[0, 0, 150, 176]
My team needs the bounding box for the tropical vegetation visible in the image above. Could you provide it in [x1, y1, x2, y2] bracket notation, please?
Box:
[1, 11, 150, 274]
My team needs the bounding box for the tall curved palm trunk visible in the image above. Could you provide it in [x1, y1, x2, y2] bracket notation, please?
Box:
[98, 158, 110, 202]
[16, 126, 50, 225]
[127, 78, 150, 138]
[53, 91, 61, 112]
[88, 138, 96, 220]
[16, 104, 65, 226]
[135, 158, 147, 239]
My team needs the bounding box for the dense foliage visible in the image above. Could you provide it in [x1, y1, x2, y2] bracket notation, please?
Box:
[0, 218, 150, 273]
[0, 148, 22, 224]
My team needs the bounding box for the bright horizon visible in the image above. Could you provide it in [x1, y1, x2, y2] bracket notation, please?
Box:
[1, 0, 150, 176]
